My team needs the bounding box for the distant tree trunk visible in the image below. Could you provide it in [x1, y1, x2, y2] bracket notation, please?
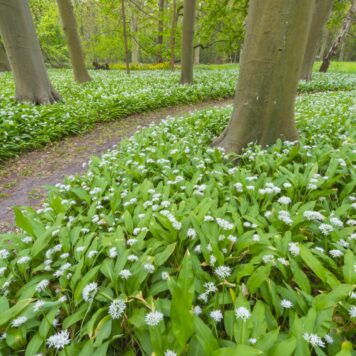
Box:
[213, 0, 314, 154]
[320, 0, 356, 72]
[0, 42, 10, 71]
[318, 28, 329, 58]
[300, 0, 332, 81]
[194, 44, 200, 65]
[131, 8, 139, 64]
[57, 0, 91, 83]
[338, 39, 345, 61]
[157, 0, 165, 62]
[121, 0, 130, 75]
[180, 0, 196, 84]
[0, 0, 60, 104]
[170, 0, 178, 70]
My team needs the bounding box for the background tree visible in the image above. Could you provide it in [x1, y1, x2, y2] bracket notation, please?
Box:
[300, 0, 333, 81]
[213, 0, 314, 153]
[0, 41, 10, 72]
[121, 0, 130, 74]
[180, 0, 196, 84]
[56, 0, 92, 83]
[0, 0, 60, 104]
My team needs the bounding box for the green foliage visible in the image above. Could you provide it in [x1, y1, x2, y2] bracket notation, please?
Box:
[0, 89, 354, 354]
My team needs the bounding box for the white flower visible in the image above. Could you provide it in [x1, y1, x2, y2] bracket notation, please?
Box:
[119, 269, 132, 279]
[210, 309, 223, 322]
[145, 311, 164, 326]
[329, 249, 343, 258]
[281, 299, 293, 309]
[234, 183, 243, 192]
[278, 210, 293, 225]
[0, 266, 7, 276]
[87, 250, 98, 258]
[33, 300, 45, 312]
[262, 255, 275, 264]
[47, 330, 71, 350]
[214, 266, 231, 279]
[278, 196, 292, 205]
[193, 305, 202, 315]
[109, 299, 126, 319]
[303, 211, 325, 221]
[319, 224, 333, 236]
[204, 215, 214, 222]
[127, 254, 138, 262]
[11, 316, 28, 327]
[21, 236, 33, 244]
[17, 256, 31, 264]
[288, 242, 300, 256]
[277, 257, 289, 266]
[164, 350, 177, 356]
[324, 334, 334, 344]
[82, 282, 98, 302]
[248, 338, 257, 345]
[187, 228, 197, 239]
[228, 235, 237, 243]
[0, 249, 10, 259]
[330, 217, 343, 227]
[216, 218, 233, 230]
[235, 307, 251, 321]
[144, 263, 155, 273]
[161, 272, 169, 280]
[36, 279, 50, 292]
[75, 246, 85, 253]
[109, 247, 117, 258]
[349, 306, 356, 318]
[303, 333, 325, 348]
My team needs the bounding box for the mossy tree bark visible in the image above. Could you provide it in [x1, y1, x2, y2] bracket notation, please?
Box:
[300, 0, 332, 81]
[0, 0, 60, 104]
[320, 0, 356, 72]
[56, 0, 92, 83]
[180, 0, 196, 84]
[213, 0, 314, 154]
[0, 42, 10, 72]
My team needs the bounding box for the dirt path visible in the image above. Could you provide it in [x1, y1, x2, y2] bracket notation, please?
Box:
[0, 98, 233, 232]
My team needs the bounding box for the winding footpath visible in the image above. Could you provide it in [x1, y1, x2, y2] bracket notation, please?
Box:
[0, 98, 233, 232]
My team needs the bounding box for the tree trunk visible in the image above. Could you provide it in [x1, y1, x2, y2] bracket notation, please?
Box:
[213, 0, 314, 154]
[131, 8, 139, 64]
[300, 0, 332, 81]
[318, 28, 329, 58]
[320, 0, 356, 72]
[170, 0, 178, 70]
[157, 0, 165, 63]
[56, 0, 92, 83]
[180, 0, 196, 84]
[0, 0, 60, 104]
[121, 0, 130, 75]
[194, 44, 200, 65]
[0, 42, 10, 71]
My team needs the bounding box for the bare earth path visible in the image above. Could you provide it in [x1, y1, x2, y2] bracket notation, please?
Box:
[0, 98, 233, 232]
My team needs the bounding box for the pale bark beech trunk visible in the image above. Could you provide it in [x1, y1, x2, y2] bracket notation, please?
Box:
[131, 9, 139, 64]
[0, 42, 10, 71]
[157, 0, 165, 62]
[300, 0, 332, 81]
[213, 0, 314, 154]
[320, 0, 356, 72]
[121, 0, 130, 75]
[170, 0, 178, 70]
[180, 0, 196, 84]
[56, 0, 92, 83]
[194, 44, 200, 65]
[318, 28, 329, 58]
[0, 0, 60, 104]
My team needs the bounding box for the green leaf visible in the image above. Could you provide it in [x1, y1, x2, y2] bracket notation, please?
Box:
[271, 336, 297, 356]
[193, 316, 219, 353]
[343, 250, 356, 284]
[154, 243, 176, 266]
[0, 299, 33, 326]
[73, 265, 101, 305]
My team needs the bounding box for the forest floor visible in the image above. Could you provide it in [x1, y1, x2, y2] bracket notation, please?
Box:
[0, 98, 233, 232]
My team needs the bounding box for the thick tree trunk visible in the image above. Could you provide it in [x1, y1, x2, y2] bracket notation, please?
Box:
[300, 0, 332, 81]
[0, 42, 10, 71]
[180, 0, 196, 84]
[131, 9, 139, 64]
[56, 0, 92, 83]
[320, 0, 356, 72]
[170, 0, 178, 70]
[213, 0, 314, 154]
[0, 0, 60, 104]
[121, 0, 130, 75]
[157, 0, 165, 63]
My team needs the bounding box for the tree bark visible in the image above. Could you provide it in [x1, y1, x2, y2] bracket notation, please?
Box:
[170, 0, 178, 70]
[320, 0, 356, 72]
[0, 0, 60, 104]
[213, 0, 314, 154]
[121, 0, 130, 75]
[300, 0, 332, 81]
[0, 42, 10, 71]
[180, 0, 196, 84]
[318, 28, 329, 58]
[56, 0, 92, 83]
[157, 0, 165, 63]
[194, 43, 200, 65]
[131, 7, 139, 64]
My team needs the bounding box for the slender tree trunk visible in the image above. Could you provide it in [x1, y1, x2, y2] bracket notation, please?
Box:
[320, 0, 356, 72]
[213, 0, 314, 154]
[121, 0, 130, 75]
[56, 0, 92, 83]
[170, 0, 178, 70]
[180, 0, 196, 84]
[300, 0, 332, 81]
[157, 0, 165, 63]
[338, 39, 345, 61]
[0, 0, 60, 104]
[0, 42, 10, 71]
[318, 28, 329, 58]
[194, 44, 200, 65]
[131, 8, 139, 64]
